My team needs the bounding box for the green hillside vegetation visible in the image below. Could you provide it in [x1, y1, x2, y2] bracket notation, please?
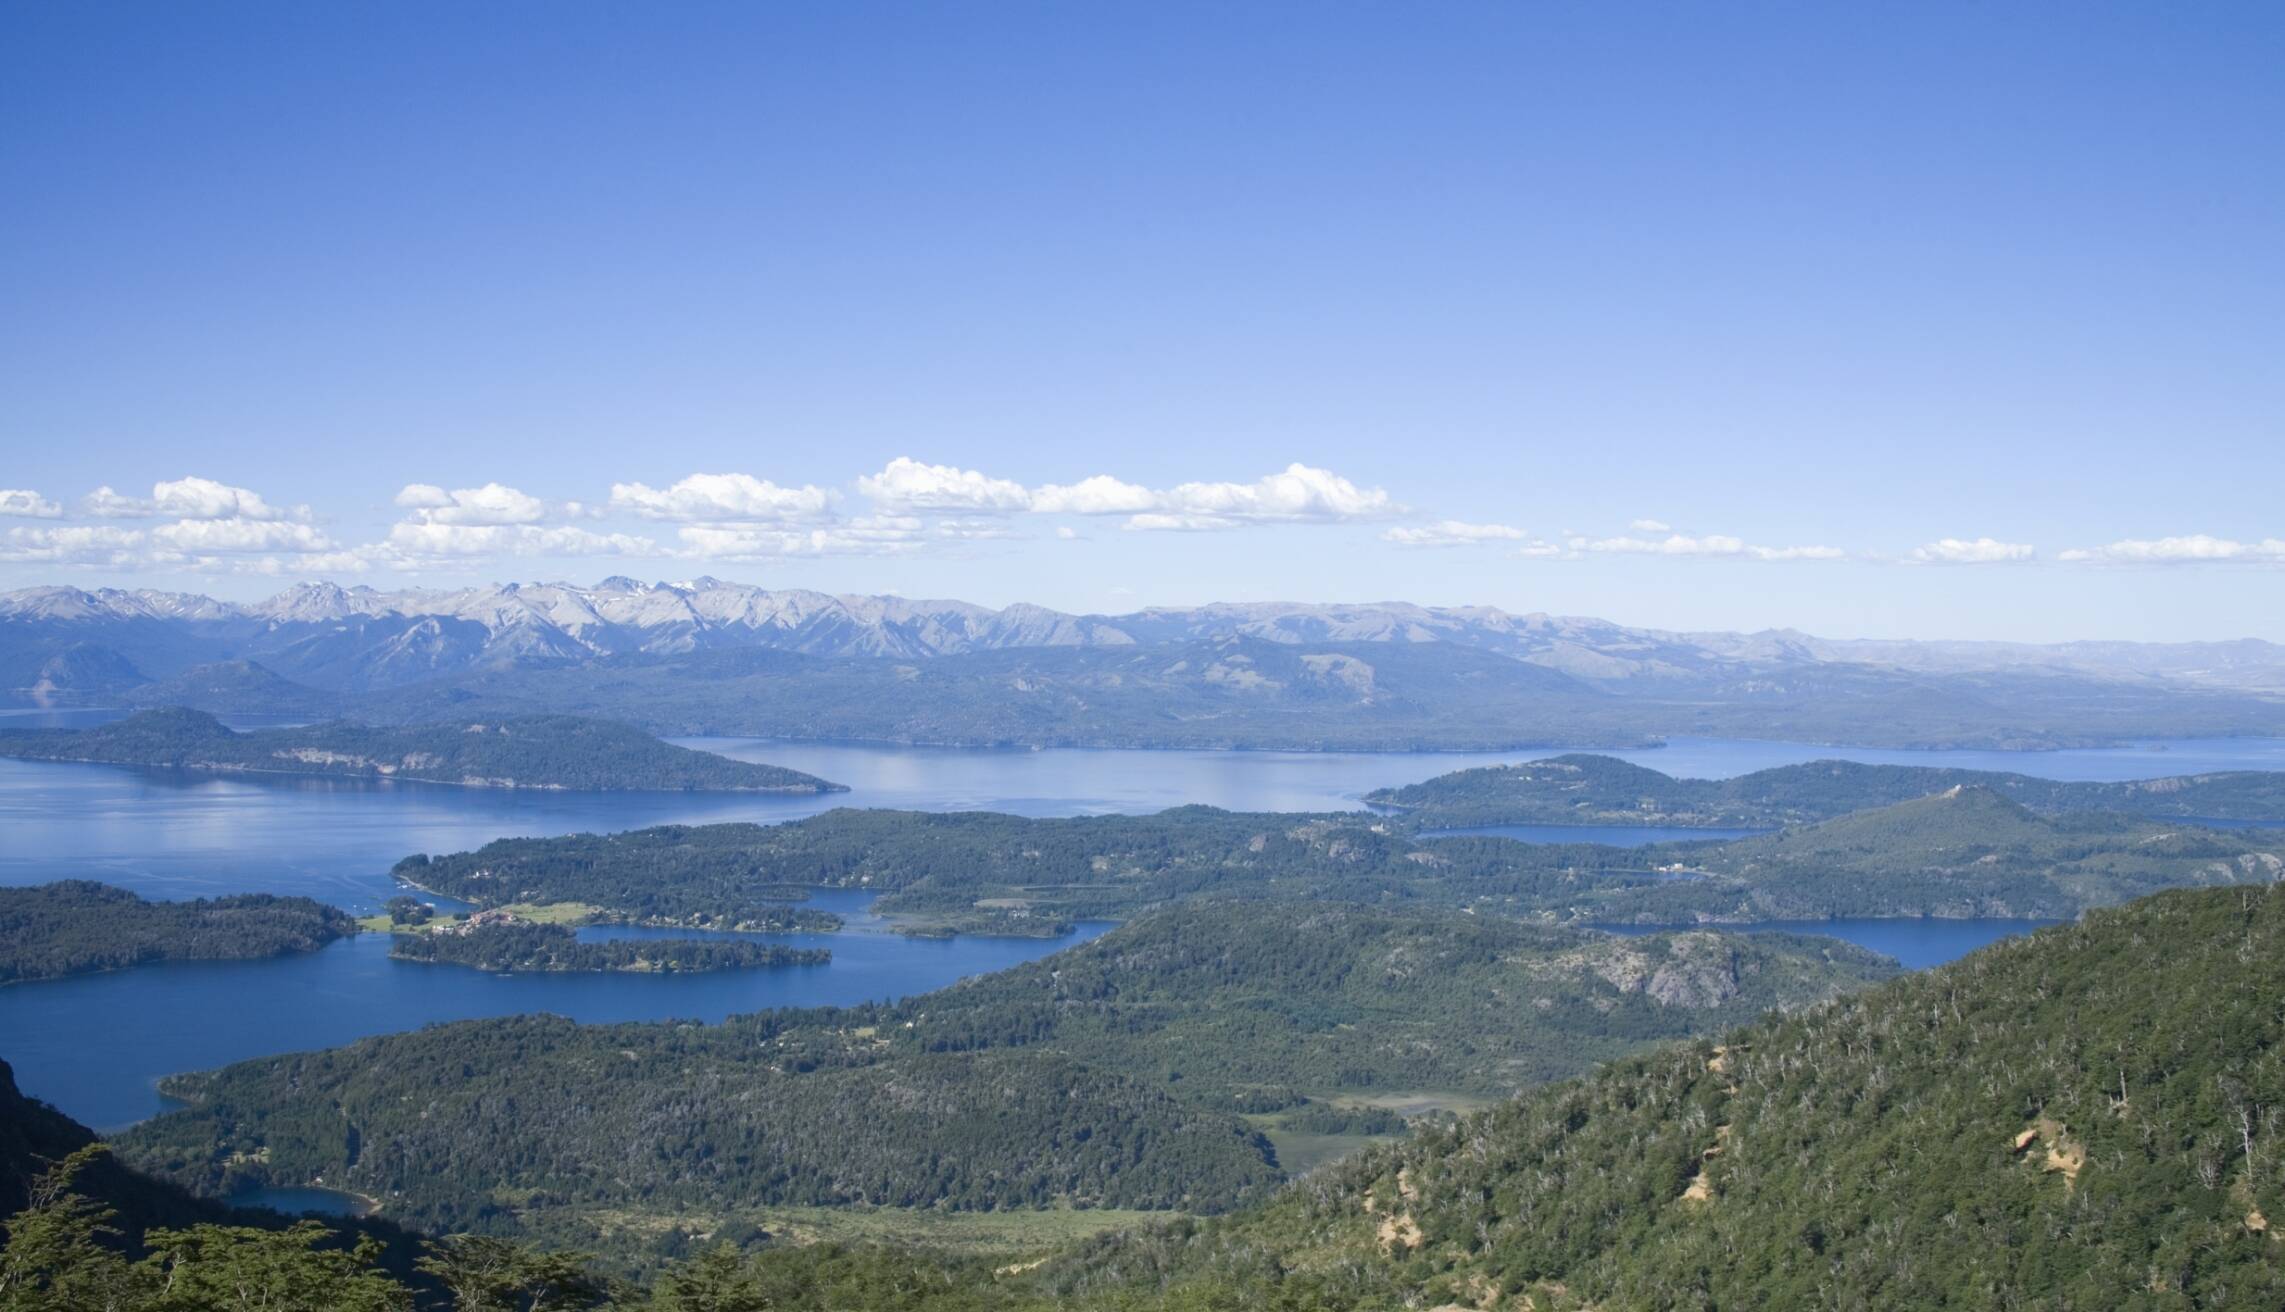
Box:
[1577, 787, 2285, 923]
[122, 1033, 1284, 1238]
[1370, 751, 2285, 828]
[391, 806, 1688, 931]
[0, 1055, 439, 1305]
[393, 799, 2285, 936]
[0, 881, 357, 984]
[0, 707, 842, 793]
[21, 887, 2285, 1307]
[111, 905, 1888, 1257]
[1019, 883, 2285, 1309]
[386, 921, 831, 974]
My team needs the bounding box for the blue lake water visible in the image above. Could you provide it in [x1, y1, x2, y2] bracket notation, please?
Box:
[224, 1186, 377, 1218]
[6, 887, 1112, 1130]
[5, 730, 2283, 1130]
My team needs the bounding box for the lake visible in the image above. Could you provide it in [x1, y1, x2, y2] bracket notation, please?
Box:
[5, 888, 1113, 1130]
[5, 730, 2283, 1129]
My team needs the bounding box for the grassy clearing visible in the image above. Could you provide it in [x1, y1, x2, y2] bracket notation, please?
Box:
[355, 901, 598, 934]
[1265, 1130, 1383, 1177]
[1323, 1089, 1500, 1118]
[572, 1204, 1168, 1257]
[1251, 1089, 1496, 1177]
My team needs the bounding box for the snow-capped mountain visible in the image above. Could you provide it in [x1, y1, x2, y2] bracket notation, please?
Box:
[5, 578, 2284, 701]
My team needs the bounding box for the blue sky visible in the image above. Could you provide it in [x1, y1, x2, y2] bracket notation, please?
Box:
[3, 2, 2281, 640]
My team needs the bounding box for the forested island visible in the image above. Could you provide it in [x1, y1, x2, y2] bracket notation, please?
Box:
[113, 902, 1889, 1247]
[392, 794, 2285, 931]
[387, 919, 829, 974]
[1369, 751, 2285, 828]
[0, 881, 356, 983]
[0, 707, 843, 793]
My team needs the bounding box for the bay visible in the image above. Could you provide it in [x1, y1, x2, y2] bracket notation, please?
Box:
[5, 731, 2283, 1130]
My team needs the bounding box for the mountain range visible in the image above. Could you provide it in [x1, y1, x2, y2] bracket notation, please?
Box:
[7, 578, 2285, 750]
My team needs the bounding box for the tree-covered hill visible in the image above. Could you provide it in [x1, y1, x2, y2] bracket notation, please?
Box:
[0, 881, 357, 983]
[23, 887, 2285, 1306]
[1580, 787, 2285, 923]
[1033, 883, 2285, 1309]
[0, 707, 842, 792]
[1369, 751, 2285, 829]
[387, 921, 830, 973]
[110, 904, 1889, 1252]
[392, 799, 2285, 934]
[120, 1026, 1286, 1235]
[877, 903, 1897, 1097]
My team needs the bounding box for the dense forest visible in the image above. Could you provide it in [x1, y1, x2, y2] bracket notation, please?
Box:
[0, 881, 356, 983]
[124, 1033, 1284, 1233]
[393, 797, 2285, 933]
[392, 806, 1700, 930]
[1369, 751, 2285, 828]
[0, 707, 842, 792]
[111, 904, 1886, 1252]
[1017, 883, 2285, 1308]
[17, 885, 2285, 1307]
[386, 921, 830, 974]
[1582, 787, 2285, 923]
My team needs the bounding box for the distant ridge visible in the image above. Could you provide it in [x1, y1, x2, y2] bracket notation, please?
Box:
[8, 579, 2285, 750]
[7, 577, 2284, 689]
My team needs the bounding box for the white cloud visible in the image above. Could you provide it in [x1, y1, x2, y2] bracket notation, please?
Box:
[152, 476, 301, 522]
[0, 490, 62, 519]
[1055, 525, 1083, 541]
[856, 458, 1400, 531]
[0, 525, 148, 564]
[76, 478, 302, 521]
[1629, 518, 1672, 533]
[1909, 537, 2036, 565]
[2059, 535, 2285, 565]
[930, 519, 1024, 542]
[610, 472, 837, 522]
[1121, 514, 1240, 533]
[858, 458, 1033, 514]
[676, 517, 931, 560]
[1382, 520, 1528, 548]
[1578, 533, 1846, 562]
[392, 484, 455, 510]
[1149, 463, 1399, 527]
[393, 482, 546, 526]
[1512, 539, 1574, 559]
[1030, 475, 1158, 516]
[212, 550, 377, 577]
[385, 522, 659, 559]
[82, 486, 157, 518]
[150, 519, 339, 554]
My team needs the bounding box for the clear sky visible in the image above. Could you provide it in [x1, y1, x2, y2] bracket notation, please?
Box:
[3, 2, 2281, 640]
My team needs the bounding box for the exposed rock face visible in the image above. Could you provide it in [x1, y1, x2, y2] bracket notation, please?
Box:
[1645, 935, 1743, 1008]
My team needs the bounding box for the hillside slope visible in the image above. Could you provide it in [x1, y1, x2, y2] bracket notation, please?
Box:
[1607, 788, 2285, 922]
[1040, 884, 2285, 1308]
[0, 707, 841, 792]
[1370, 752, 2285, 828]
[112, 905, 1890, 1251]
